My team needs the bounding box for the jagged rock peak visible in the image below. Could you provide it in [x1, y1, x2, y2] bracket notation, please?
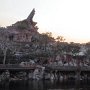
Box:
[27, 8, 35, 22]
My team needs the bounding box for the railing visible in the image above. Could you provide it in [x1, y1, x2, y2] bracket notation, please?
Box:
[0, 64, 36, 70]
[0, 64, 90, 72]
[45, 64, 90, 71]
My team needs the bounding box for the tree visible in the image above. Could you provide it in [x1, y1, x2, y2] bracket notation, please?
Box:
[30, 32, 55, 60]
[0, 28, 17, 65]
[56, 36, 65, 42]
[39, 32, 55, 51]
[0, 41, 17, 65]
[55, 36, 66, 55]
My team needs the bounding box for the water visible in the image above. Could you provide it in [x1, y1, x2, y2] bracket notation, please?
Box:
[0, 80, 90, 90]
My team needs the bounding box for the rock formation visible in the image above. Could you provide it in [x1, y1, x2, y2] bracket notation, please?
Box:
[0, 9, 38, 43]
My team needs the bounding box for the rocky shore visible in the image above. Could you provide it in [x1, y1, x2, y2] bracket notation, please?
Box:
[0, 65, 89, 84]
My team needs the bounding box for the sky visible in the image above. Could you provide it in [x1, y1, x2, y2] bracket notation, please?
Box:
[0, 0, 90, 43]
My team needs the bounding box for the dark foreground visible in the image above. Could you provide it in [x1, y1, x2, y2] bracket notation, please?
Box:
[0, 80, 90, 90]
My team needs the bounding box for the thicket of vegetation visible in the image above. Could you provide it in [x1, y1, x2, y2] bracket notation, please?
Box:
[0, 27, 90, 65]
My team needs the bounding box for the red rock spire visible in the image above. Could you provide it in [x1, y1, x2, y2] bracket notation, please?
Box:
[27, 8, 35, 22]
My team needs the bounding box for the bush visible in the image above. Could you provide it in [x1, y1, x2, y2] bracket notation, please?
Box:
[17, 20, 29, 30]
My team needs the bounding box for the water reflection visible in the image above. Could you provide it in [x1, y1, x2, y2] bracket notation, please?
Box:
[0, 80, 90, 90]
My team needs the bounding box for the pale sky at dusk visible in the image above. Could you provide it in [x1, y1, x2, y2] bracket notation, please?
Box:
[0, 0, 90, 43]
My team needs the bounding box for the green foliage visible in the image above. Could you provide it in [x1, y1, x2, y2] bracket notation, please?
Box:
[17, 20, 29, 30]
[56, 36, 65, 42]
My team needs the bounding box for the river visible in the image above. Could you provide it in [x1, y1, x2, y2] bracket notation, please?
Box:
[0, 80, 90, 90]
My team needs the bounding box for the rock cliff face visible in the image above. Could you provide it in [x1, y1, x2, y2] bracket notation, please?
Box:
[32, 66, 45, 80]
[0, 9, 38, 43]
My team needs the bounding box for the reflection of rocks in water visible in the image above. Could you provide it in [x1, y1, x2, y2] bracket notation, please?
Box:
[32, 80, 39, 90]
[38, 80, 44, 90]
[28, 80, 43, 90]
[0, 80, 90, 90]
[0, 81, 9, 90]
[50, 79, 54, 84]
